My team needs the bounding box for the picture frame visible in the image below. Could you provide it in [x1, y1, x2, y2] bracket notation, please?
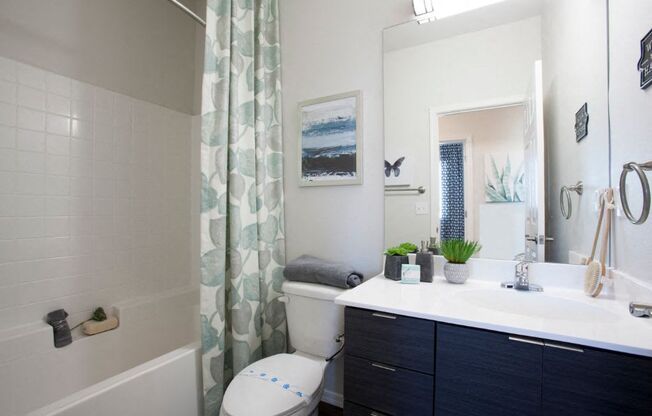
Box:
[639, 27, 652, 90]
[484, 152, 525, 203]
[575, 102, 589, 142]
[298, 91, 363, 186]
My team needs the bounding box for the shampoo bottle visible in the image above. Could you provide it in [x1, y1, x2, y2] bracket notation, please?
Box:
[416, 241, 434, 283]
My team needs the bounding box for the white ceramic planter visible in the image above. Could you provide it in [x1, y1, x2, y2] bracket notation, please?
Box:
[443, 262, 469, 284]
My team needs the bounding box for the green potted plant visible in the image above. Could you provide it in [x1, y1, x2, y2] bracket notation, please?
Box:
[440, 239, 481, 284]
[398, 242, 418, 254]
[384, 243, 415, 280]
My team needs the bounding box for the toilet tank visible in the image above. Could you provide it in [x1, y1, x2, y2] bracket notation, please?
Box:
[281, 281, 345, 359]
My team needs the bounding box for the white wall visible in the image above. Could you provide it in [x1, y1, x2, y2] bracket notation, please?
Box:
[0, 0, 205, 115]
[609, 1, 652, 283]
[0, 57, 195, 331]
[384, 17, 542, 247]
[438, 106, 526, 259]
[541, 0, 610, 263]
[280, 0, 411, 277]
[279, 0, 412, 404]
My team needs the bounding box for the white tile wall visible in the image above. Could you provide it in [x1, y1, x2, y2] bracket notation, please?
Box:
[0, 56, 194, 331]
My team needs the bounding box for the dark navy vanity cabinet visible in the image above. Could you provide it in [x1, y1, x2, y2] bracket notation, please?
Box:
[343, 307, 652, 416]
[344, 307, 435, 415]
[542, 342, 652, 416]
[344, 307, 435, 373]
[435, 323, 542, 416]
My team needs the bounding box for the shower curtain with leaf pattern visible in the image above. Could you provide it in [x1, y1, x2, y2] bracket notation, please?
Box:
[200, 0, 286, 413]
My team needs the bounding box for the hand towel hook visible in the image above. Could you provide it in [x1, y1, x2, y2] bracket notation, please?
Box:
[619, 161, 652, 225]
[560, 181, 583, 220]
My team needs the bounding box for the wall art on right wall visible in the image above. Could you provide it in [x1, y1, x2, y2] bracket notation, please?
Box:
[575, 102, 589, 142]
[639, 27, 652, 89]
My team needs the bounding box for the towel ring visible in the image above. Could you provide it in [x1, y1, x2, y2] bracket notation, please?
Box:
[560, 181, 583, 220]
[619, 161, 652, 225]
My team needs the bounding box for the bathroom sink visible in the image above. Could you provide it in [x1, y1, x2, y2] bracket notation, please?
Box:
[453, 289, 620, 323]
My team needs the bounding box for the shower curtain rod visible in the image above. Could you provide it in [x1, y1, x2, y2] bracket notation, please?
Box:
[166, 0, 206, 27]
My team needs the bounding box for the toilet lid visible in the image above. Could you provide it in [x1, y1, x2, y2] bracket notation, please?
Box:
[221, 353, 324, 416]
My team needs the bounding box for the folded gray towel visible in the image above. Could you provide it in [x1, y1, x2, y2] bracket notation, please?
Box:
[284, 255, 363, 289]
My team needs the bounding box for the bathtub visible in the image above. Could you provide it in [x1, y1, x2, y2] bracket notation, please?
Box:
[29, 343, 202, 416]
[0, 286, 201, 415]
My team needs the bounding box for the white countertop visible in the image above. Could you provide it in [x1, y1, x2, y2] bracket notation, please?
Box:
[335, 274, 652, 357]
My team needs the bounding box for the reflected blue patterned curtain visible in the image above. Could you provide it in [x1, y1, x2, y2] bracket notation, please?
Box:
[440, 142, 465, 240]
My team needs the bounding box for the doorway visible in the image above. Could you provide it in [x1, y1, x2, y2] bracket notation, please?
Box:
[431, 101, 530, 260]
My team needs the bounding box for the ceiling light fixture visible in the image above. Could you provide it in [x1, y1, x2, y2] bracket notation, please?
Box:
[412, 0, 436, 24]
[412, 0, 507, 24]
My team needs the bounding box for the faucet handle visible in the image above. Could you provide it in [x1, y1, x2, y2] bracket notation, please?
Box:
[515, 261, 529, 276]
[506, 260, 543, 292]
[630, 302, 652, 318]
[514, 261, 530, 291]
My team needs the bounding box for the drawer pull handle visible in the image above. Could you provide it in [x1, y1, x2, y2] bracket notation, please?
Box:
[545, 342, 584, 353]
[371, 362, 396, 372]
[508, 336, 544, 346]
[371, 312, 396, 320]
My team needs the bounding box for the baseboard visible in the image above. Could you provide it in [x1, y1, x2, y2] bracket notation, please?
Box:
[321, 389, 343, 408]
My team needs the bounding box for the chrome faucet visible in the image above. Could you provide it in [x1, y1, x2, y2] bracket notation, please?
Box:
[501, 260, 543, 292]
[629, 302, 652, 318]
[514, 261, 531, 290]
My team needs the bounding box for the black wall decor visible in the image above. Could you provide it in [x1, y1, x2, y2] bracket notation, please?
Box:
[639, 28, 652, 90]
[575, 103, 589, 142]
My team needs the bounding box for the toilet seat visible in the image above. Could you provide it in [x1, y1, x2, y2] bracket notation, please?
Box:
[221, 353, 326, 416]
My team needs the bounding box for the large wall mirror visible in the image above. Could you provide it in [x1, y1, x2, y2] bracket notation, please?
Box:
[383, 0, 610, 264]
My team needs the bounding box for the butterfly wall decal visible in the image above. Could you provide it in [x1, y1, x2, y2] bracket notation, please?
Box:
[384, 157, 405, 177]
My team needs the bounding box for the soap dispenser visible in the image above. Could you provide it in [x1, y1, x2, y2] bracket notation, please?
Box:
[416, 241, 434, 283]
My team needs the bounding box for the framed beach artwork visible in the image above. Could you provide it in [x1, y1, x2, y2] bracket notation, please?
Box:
[298, 91, 363, 186]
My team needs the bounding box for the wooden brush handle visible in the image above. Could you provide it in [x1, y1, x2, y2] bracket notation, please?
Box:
[589, 196, 606, 263]
[599, 189, 613, 273]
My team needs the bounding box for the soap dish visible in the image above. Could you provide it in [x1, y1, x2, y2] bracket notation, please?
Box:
[82, 316, 119, 335]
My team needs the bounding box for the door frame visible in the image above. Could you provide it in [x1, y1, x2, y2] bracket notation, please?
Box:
[428, 95, 526, 241]
[524, 60, 546, 261]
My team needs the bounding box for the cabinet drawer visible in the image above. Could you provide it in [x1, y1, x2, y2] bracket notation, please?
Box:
[345, 307, 435, 374]
[436, 323, 543, 416]
[344, 401, 389, 416]
[344, 355, 434, 416]
[543, 342, 652, 416]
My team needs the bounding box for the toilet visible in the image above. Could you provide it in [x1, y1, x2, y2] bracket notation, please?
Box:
[220, 281, 345, 416]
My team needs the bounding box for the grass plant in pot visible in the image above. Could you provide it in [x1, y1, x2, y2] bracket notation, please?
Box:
[440, 239, 481, 284]
[384, 242, 417, 280]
